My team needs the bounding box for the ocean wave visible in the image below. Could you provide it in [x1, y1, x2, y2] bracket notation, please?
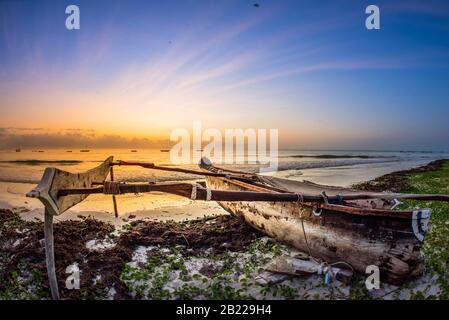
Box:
[0, 160, 83, 165]
[275, 157, 409, 172]
[0, 177, 42, 184]
[280, 154, 396, 159]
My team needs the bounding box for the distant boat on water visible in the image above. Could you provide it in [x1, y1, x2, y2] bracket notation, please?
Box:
[80, 150, 90, 153]
[160, 149, 170, 152]
[131, 150, 138, 153]
[66, 150, 73, 153]
[15, 148, 21, 152]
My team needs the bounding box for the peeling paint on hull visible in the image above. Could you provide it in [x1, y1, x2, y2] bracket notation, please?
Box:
[205, 176, 425, 285]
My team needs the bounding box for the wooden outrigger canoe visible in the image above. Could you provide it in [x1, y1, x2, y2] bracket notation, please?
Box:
[26, 157, 448, 299]
[199, 158, 430, 285]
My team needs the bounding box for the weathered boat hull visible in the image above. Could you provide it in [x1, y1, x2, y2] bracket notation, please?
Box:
[204, 174, 428, 285]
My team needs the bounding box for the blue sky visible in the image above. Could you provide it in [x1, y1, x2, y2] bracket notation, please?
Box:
[1, 0, 449, 150]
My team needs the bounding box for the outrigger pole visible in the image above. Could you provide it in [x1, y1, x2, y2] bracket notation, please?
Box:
[112, 160, 257, 179]
[26, 157, 449, 299]
[58, 181, 449, 204]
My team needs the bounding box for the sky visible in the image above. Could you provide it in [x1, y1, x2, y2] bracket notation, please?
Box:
[1, 0, 449, 150]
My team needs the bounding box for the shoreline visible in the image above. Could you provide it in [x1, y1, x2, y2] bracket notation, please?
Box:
[352, 159, 447, 192]
[0, 158, 441, 224]
[1, 159, 448, 300]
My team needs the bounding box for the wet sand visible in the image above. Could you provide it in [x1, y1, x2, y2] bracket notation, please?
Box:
[269, 158, 434, 187]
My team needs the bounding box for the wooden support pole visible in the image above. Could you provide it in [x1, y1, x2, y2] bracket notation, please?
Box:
[110, 166, 119, 218]
[44, 209, 60, 300]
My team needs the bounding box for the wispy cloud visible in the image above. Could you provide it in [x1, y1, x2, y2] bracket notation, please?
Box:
[212, 57, 420, 93]
[0, 128, 168, 149]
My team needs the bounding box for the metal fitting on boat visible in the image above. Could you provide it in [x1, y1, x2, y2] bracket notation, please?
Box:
[312, 206, 322, 216]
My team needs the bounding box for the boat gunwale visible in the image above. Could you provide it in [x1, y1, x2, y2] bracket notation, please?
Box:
[200, 162, 415, 220]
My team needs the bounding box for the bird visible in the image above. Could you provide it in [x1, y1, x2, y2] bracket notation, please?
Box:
[254, 3, 260, 8]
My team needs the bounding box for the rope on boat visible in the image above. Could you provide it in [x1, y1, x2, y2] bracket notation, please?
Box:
[295, 197, 355, 285]
[295, 193, 304, 203]
[191, 184, 197, 200]
[296, 196, 320, 264]
[321, 192, 329, 204]
[190, 184, 212, 201]
[206, 188, 212, 201]
[103, 181, 121, 195]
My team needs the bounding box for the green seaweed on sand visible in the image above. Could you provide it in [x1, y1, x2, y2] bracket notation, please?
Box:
[0, 211, 47, 299]
[0, 211, 268, 299]
[0, 210, 119, 300]
[353, 159, 449, 299]
[402, 162, 449, 299]
[119, 236, 285, 300]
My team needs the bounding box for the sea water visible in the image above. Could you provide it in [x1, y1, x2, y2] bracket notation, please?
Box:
[0, 148, 447, 187]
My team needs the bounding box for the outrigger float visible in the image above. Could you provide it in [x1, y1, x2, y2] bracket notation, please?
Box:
[26, 157, 449, 299]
